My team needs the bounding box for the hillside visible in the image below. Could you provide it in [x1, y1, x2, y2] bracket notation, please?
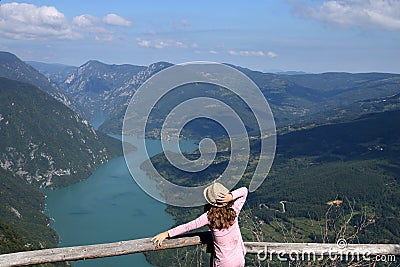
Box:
[0, 51, 71, 108]
[0, 168, 58, 254]
[239, 68, 400, 127]
[0, 77, 120, 188]
[250, 110, 400, 225]
[144, 109, 400, 266]
[0, 77, 123, 258]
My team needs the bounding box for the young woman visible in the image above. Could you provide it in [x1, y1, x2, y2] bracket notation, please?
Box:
[152, 182, 248, 267]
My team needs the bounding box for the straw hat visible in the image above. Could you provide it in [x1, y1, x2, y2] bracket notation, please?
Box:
[203, 182, 229, 207]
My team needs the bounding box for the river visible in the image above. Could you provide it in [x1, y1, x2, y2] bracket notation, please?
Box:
[44, 136, 198, 267]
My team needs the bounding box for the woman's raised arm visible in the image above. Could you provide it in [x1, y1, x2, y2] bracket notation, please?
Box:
[230, 187, 248, 214]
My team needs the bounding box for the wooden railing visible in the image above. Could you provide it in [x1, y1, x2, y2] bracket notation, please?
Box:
[0, 232, 399, 267]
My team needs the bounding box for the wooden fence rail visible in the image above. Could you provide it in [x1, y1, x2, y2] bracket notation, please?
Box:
[0, 231, 399, 267]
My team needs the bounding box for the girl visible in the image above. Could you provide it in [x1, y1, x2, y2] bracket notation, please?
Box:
[152, 182, 248, 267]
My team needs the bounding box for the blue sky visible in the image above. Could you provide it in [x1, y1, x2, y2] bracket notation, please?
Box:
[0, 0, 399, 73]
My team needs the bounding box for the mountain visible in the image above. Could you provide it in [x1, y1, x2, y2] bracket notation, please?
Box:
[98, 61, 173, 133]
[45, 60, 157, 122]
[0, 77, 120, 188]
[26, 61, 77, 86]
[28, 57, 400, 139]
[29, 58, 400, 140]
[290, 90, 400, 132]
[275, 70, 309, 75]
[96, 65, 400, 137]
[280, 72, 400, 110]
[36, 60, 172, 131]
[0, 52, 71, 107]
[214, 68, 400, 131]
[241, 69, 400, 108]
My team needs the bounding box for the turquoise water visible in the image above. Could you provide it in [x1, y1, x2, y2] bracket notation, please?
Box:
[44, 137, 198, 267]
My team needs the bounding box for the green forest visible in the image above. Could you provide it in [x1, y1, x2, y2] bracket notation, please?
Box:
[145, 110, 400, 266]
[1, 50, 399, 266]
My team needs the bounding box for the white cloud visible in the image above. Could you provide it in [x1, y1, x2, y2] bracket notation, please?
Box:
[267, 51, 278, 58]
[227, 50, 278, 58]
[289, 0, 400, 30]
[72, 14, 117, 41]
[228, 50, 265, 57]
[137, 38, 196, 49]
[72, 14, 99, 28]
[95, 34, 115, 42]
[209, 50, 218, 54]
[103, 14, 132, 27]
[0, 2, 80, 40]
[0, 3, 132, 41]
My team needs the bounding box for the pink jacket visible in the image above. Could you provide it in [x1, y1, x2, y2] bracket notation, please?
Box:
[168, 187, 248, 267]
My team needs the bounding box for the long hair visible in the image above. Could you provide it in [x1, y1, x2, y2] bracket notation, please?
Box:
[205, 202, 237, 230]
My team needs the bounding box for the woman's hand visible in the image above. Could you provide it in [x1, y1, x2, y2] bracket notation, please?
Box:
[217, 191, 233, 204]
[151, 231, 169, 247]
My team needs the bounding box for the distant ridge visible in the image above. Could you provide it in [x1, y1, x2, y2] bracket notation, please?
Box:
[26, 55, 400, 138]
[275, 70, 309, 75]
[26, 61, 77, 82]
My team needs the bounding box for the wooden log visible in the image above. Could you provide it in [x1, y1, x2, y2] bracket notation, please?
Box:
[0, 232, 212, 267]
[0, 231, 399, 267]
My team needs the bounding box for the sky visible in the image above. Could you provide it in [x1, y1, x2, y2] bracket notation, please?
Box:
[0, 0, 399, 73]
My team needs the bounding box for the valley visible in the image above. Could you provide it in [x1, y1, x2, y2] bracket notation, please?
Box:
[0, 50, 399, 267]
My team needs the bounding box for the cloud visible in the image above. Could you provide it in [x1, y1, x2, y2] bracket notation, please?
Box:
[72, 15, 106, 33]
[103, 14, 132, 27]
[72, 14, 99, 28]
[0, 2, 80, 40]
[137, 38, 197, 49]
[72, 14, 117, 41]
[95, 34, 116, 42]
[0, 3, 132, 41]
[267, 51, 278, 58]
[228, 50, 265, 56]
[228, 50, 277, 58]
[209, 50, 218, 54]
[289, 0, 400, 30]
[73, 14, 132, 41]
